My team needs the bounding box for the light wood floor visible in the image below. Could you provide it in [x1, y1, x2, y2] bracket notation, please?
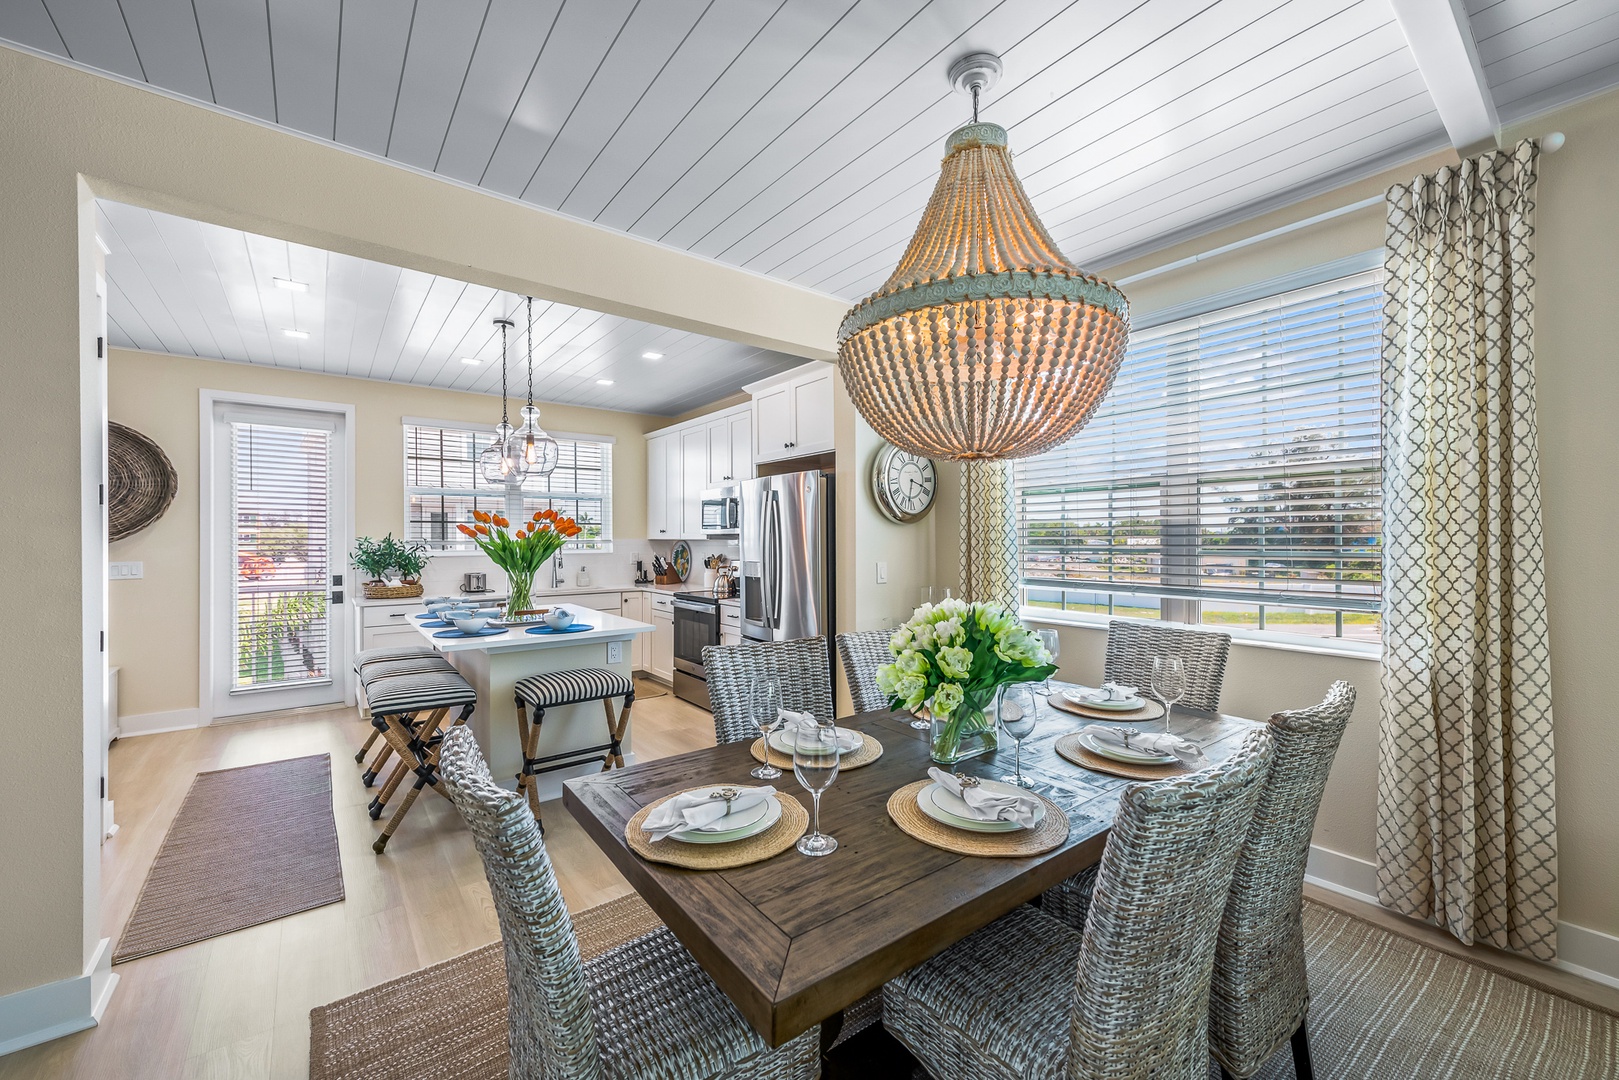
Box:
[0, 679, 712, 1080]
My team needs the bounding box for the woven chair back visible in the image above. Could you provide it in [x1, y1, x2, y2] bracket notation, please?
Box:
[702, 638, 835, 745]
[836, 629, 894, 713]
[1103, 620, 1231, 712]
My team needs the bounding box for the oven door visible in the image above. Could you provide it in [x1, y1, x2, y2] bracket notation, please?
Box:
[672, 598, 719, 677]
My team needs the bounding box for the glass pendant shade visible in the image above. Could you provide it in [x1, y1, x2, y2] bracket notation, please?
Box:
[479, 421, 528, 484]
[512, 404, 559, 477]
[836, 122, 1130, 461]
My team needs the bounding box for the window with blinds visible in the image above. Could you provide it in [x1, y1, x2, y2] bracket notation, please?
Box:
[404, 421, 612, 551]
[1016, 269, 1382, 641]
[231, 422, 332, 690]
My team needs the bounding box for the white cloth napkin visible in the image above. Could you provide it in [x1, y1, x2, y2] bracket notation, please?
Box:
[776, 709, 860, 752]
[642, 786, 776, 842]
[1078, 725, 1206, 767]
[926, 767, 1042, 828]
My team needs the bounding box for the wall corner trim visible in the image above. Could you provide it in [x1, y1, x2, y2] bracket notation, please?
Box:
[0, 937, 118, 1058]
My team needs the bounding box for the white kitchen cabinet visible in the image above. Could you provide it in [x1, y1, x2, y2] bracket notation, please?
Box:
[650, 594, 675, 683]
[561, 592, 622, 615]
[645, 404, 751, 539]
[748, 362, 836, 463]
[357, 600, 427, 651]
[720, 600, 742, 647]
[622, 591, 650, 671]
[646, 431, 678, 538]
[679, 425, 708, 538]
[728, 411, 753, 481]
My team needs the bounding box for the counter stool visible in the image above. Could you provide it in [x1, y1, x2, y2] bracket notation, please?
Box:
[513, 668, 634, 830]
[355, 653, 458, 785]
[364, 670, 477, 853]
[352, 644, 447, 761]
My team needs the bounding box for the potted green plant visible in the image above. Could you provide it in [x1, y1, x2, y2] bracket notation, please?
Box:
[392, 537, 431, 585]
[351, 536, 394, 584]
[352, 534, 427, 598]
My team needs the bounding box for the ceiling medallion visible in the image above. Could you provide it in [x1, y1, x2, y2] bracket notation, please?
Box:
[836, 52, 1130, 461]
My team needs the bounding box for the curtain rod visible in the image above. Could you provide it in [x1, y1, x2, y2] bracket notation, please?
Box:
[1116, 131, 1565, 288]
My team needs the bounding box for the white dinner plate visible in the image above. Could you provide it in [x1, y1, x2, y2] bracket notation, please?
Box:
[767, 727, 862, 757]
[668, 796, 783, 844]
[1064, 687, 1146, 711]
[1077, 730, 1177, 765]
[916, 780, 1043, 833]
[690, 797, 769, 834]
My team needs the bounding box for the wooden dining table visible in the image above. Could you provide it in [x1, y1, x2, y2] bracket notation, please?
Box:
[562, 683, 1260, 1048]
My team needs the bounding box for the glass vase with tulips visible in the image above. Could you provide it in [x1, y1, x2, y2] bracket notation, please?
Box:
[457, 508, 581, 615]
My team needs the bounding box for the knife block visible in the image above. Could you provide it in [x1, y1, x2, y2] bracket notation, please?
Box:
[654, 571, 680, 585]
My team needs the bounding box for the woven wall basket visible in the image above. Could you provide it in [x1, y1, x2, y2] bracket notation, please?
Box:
[108, 422, 179, 542]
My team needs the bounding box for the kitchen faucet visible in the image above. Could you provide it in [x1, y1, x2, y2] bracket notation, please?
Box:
[551, 554, 565, 589]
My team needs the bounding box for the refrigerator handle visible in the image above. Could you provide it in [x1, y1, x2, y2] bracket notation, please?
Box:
[768, 489, 783, 630]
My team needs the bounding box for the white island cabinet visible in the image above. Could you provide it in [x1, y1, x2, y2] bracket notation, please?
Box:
[415, 607, 653, 802]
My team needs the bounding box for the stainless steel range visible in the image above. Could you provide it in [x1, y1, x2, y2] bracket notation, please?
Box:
[672, 593, 720, 709]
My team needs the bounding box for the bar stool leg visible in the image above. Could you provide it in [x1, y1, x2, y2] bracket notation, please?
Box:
[515, 702, 547, 826]
[601, 690, 634, 771]
[368, 709, 443, 818]
[354, 725, 380, 764]
[372, 704, 463, 853]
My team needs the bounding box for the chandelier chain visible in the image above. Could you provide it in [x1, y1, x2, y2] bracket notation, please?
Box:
[525, 295, 535, 407]
[499, 319, 510, 427]
[971, 84, 979, 124]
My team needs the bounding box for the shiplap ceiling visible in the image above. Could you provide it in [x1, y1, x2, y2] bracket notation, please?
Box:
[96, 199, 802, 416]
[9, 1, 1619, 391]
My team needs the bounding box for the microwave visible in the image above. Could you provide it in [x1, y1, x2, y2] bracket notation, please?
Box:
[701, 494, 739, 534]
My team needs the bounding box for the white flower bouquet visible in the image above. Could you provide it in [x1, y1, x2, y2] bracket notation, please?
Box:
[877, 598, 1055, 763]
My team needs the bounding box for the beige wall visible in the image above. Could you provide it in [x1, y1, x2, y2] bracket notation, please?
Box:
[0, 43, 845, 1001]
[106, 348, 661, 719]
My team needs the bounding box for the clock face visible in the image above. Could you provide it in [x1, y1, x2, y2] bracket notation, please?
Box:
[873, 444, 937, 523]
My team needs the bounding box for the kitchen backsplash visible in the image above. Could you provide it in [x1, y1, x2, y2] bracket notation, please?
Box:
[416, 537, 739, 595]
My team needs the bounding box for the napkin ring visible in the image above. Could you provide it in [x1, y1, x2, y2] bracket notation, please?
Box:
[707, 787, 740, 813]
[953, 773, 981, 788]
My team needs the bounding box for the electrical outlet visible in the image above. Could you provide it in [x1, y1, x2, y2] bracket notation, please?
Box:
[875, 561, 888, 584]
[606, 640, 625, 664]
[108, 561, 143, 580]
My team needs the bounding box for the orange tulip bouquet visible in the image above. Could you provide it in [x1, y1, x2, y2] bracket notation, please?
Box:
[457, 508, 581, 614]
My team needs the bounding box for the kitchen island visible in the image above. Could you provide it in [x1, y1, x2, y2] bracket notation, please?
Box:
[413, 606, 654, 801]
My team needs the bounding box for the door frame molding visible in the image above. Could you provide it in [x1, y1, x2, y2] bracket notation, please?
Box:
[198, 389, 356, 725]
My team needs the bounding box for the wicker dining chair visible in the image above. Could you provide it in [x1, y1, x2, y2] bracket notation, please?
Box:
[835, 629, 893, 713]
[437, 727, 822, 1080]
[883, 728, 1275, 1080]
[1211, 681, 1356, 1080]
[1103, 620, 1232, 712]
[702, 637, 834, 745]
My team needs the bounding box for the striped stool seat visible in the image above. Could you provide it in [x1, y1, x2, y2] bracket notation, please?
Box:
[513, 667, 635, 830]
[363, 669, 479, 853]
[353, 644, 439, 675]
[359, 654, 456, 689]
[515, 668, 634, 708]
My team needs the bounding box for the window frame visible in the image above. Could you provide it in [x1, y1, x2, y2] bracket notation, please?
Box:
[1016, 254, 1383, 647]
[400, 417, 614, 555]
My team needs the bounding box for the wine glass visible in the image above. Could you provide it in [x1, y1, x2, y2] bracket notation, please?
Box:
[1037, 629, 1061, 694]
[793, 719, 841, 857]
[910, 587, 936, 729]
[997, 684, 1039, 788]
[1151, 656, 1186, 732]
[749, 674, 783, 780]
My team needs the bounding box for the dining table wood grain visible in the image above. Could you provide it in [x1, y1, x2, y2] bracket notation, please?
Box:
[562, 684, 1260, 1047]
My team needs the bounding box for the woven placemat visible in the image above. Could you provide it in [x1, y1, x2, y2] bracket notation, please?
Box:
[626, 790, 808, 870]
[1053, 731, 1199, 780]
[1047, 691, 1166, 723]
[885, 780, 1068, 858]
[749, 733, 885, 770]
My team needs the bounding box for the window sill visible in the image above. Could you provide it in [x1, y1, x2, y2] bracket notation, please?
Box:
[1018, 608, 1383, 663]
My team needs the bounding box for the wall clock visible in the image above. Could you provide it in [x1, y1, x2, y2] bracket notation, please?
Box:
[872, 442, 937, 524]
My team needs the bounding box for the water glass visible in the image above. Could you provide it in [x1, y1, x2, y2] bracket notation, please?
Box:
[1151, 656, 1186, 731]
[997, 683, 1039, 788]
[749, 674, 783, 780]
[1037, 629, 1061, 693]
[793, 720, 840, 857]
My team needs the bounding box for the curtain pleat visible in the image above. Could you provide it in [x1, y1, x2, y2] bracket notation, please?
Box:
[959, 459, 1019, 610]
[1375, 138, 1559, 960]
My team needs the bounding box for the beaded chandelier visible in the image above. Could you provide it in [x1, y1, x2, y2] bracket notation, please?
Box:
[836, 55, 1129, 461]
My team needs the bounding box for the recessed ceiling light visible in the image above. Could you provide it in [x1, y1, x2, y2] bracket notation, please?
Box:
[641, 352, 663, 360]
[460, 356, 482, 366]
[596, 379, 615, 386]
[283, 328, 309, 340]
[274, 277, 308, 293]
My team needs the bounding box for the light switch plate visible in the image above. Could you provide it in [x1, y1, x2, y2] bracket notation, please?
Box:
[109, 561, 143, 580]
[875, 561, 888, 584]
[606, 640, 625, 664]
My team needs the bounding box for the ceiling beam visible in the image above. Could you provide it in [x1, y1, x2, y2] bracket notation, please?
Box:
[1388, 0, 1500, 153]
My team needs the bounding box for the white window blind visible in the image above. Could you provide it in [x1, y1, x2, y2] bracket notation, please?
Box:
[1016, 270, 1382, 638]
[231, 422, 332, 690]
[404, 422, 612, 551]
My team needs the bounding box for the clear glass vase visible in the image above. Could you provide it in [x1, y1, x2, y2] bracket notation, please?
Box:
[504, 570, 534, 616]
[929, 689, 1000, 764]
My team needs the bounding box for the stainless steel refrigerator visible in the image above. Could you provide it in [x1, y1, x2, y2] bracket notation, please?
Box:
[739, 470, 834, 655]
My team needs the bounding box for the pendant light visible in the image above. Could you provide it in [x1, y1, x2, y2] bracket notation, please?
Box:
[508, 295, 559, 477]
[478, 316, 529, 484]
[835, 53, 1130, 461]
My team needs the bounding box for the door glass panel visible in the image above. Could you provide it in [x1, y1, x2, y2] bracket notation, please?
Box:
[231, 421, 332, 691]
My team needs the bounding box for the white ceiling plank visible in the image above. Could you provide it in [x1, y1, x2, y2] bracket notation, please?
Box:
[401, 282, 502, 388]
[119, 0, 214, 103]
[191, 0, 278, 121]
[1388, 0, 1500, 149]
[333, 0, 414, 155]
[147, 210, 251, 360]
[386, 0, 490, 170]
[346, 258, 406, 380]
[1468, 0, 1587, 44]
[96, 205, 210, 357]
[320, 251, 363, 377]
[1487, 30, 1619, 112]
[432, 0, 564, 182]
[197, 221, 277, 365]
[40, 0, 143, 80]
[0, 2, 69, 56]
[269, 0, 340, 139]
[106, 280, 164, 353]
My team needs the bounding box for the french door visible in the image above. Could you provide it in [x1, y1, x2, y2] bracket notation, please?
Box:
[207, 398, 351, 719]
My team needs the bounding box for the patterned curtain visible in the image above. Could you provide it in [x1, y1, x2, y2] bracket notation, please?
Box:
[959, 459, 1019, 610]
[1376, 139, 1558, 960]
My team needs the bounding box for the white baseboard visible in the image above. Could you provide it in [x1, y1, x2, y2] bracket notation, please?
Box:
[1305, 844, 1619, 990]
[114, 707, 203, 737]
[0, 938, 118, 1058]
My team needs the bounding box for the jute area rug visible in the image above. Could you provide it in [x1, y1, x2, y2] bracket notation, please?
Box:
[114, 754, 344, 963]
[310, 895, 1617, 1080]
